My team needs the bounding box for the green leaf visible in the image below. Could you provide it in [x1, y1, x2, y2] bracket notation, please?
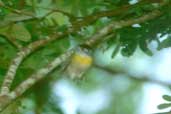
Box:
[111, 44, 120, 58]
[158, 103, 171, 109]
[46, 12, 70, 26]
[121, 40, 137, 57]
[157, 37, 171, 50]
[0, 13, 34, 27]
[163, 95, 171, 102]
[139, 39, 153, 56]
[57, 25, 68, 32]
[10, 23, 31, 42]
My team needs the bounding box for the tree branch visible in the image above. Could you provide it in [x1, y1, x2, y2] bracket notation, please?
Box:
[1, 0, 165, 27]
[10, 49, 74, 99]
[0, 33, 67, 94]
[2, 8, 161, 95]
[0, 0, 169, 112]
[2, 35, 23, 49]
[85, 10, 161, 47]
[0, 4, 162, 95]
[10, 9, 163, 98]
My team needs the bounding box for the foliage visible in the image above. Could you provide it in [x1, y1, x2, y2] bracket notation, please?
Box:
[0, 0, 171, 114]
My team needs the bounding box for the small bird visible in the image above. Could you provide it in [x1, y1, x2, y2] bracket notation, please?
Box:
[64, 47, 93, 79]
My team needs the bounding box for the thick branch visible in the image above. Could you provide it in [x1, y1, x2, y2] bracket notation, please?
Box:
[10, 49, 74, 99]
[11, 9, 162, 98]
[1, 0, 165, 27]
[0, 47, 32, 94]
[71, 0, 166, 27]
[0, 0, 145, 94]
[0, 49, 74, 112]
[0, 0, 169, 112]
[85, 10, 161, 47]
[0, 33, 66, 94]
[0, 7, 162, 95]
[1, 2, 150, 94]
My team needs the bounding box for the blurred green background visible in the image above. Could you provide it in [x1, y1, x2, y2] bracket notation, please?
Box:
[0, 0, 171, 114]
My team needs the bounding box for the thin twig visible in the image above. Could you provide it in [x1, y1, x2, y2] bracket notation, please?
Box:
[85, 10, 161, 47]
[0, 8, 162, 95]
[11, 9, 162, 98]
[0, 0, 169, 111]
[2, 5, 35, 17]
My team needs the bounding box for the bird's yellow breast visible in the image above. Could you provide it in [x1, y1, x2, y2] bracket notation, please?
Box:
[72, 53, 92, 65]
